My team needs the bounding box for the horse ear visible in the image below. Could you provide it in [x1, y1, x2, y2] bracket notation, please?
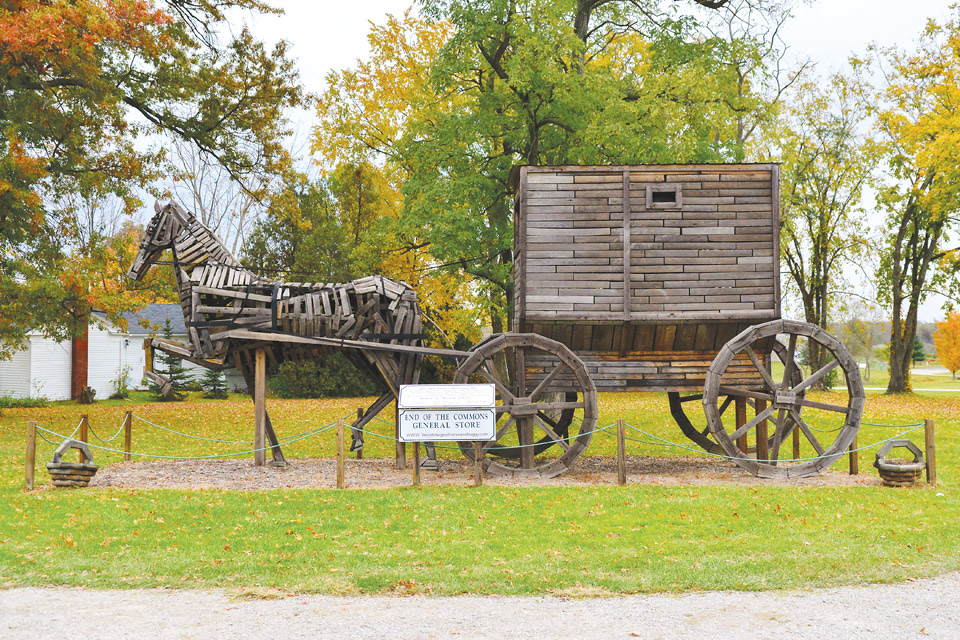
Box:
[154, 201, 162, 214]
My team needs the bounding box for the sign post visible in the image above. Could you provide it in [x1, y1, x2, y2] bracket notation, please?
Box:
[398, 384, 496, 482]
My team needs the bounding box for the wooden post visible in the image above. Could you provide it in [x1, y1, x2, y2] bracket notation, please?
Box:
[792, 427, 801, 460]
[473, 441, 483, 487]
[925, 418, 937, 486]
[735, 397, 748, 453]
[123, 411, 132, 462]
[395, 403, 406, 470]
[355, 407, 364, 460]
[25, 421, 37, 491]
[617, 419, 627, 486]
[254, 349, 266, 466]
[336, 419, 345, 490]
[79, 414, 88, 444]
[755, 399, 769, 462]
[848, 433, 859, 475]
[412, 442, 420, 486]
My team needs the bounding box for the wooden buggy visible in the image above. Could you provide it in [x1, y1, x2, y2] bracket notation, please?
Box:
[130, 163, 864, 480]
[471, 164, 866, 479]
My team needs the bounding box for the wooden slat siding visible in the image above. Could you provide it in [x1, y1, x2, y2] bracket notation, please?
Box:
[514, 164, 780, 392]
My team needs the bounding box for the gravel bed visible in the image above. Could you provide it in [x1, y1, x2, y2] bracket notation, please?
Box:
[82, 455, 882, 490]
[2, 573, 957, 640]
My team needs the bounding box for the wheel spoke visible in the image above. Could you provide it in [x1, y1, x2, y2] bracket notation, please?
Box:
[744, 346, 777, 390]
[731, 405, 777, 442]
[782, 334, 798, 390]
[718, 395, 735, 415]
[528, 362, 569, 402]
[681, 394, 704, 403]
[796, 397, 849, 413]
[718, 385, 774, 403]
[534, 415, 570, 452]
[476, 362, 516, 402]
[484, 416, 517, 451]
[791, 409, 825, 455]
[792, 360, 839, 394]
[769, 407, 789, 462]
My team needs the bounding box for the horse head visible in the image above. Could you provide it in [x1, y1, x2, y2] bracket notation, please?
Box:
[127, 201, 192, 280]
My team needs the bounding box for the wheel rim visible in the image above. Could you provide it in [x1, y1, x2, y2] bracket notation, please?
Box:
[454, 333, 598, 478]
[703, 320, 865, 479]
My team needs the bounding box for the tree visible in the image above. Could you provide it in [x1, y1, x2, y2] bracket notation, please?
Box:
[840, 316, 875, 382]
[767, 73, 872, 384]
[0, 0, 303, 356]
[316, 2, 792, 333]
[933, 311, 960, 380]
[858, 13, 960, 393]
[148, 320, 192, 401]
[200, 369, 229, 399]
[912, 335, 926, 365]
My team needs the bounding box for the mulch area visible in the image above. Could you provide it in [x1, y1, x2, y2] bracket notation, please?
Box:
[82, 455, 883, 490]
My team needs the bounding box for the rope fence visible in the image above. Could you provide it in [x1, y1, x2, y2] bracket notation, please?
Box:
[19, 408, 938, 490]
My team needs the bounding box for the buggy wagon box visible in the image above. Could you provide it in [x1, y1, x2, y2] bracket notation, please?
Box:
[511, 164, 780, 394]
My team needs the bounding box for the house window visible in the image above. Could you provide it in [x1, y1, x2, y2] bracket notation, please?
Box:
[646, 184, 682, 209]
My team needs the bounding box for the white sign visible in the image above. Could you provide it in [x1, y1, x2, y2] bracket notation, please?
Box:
[398, 384, 495, 409]
[398, 384, 496, 442]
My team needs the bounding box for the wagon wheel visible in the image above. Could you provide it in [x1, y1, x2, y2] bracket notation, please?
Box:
[704, 319, 865, 479]
[669, 340, 803, 455]
[454, 333, 598, 478]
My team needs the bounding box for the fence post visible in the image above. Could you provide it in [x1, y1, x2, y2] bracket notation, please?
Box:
[848, 433, 859, 475]
[734, 398, 748, 453]
[25, 421, 37, 491]
[355, 407, 364, 460]
[254, 349, 266, 466]
[473, 441, 483, 487]
[395, 403, 406, 470]
[617, 419, 627, 486]
[79, 414, 88, 444]
[412, 442, 420, 487]
[123, 411, 133, 462]
[336, 419, 345, 490]
[925, 418, 937, 486]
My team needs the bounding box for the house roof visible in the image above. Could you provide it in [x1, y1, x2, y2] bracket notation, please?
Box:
[121, 304, 187, 335]
[91, 304, 187, 335]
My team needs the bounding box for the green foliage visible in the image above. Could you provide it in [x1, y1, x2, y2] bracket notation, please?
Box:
[0, 395, 48, 409]
[317, 1, 793, 327]
[147, 320, 192, 402]
[913, 336, 926, 363]
[200, 370, 229, 400]
[269, 355, 379, 399]
[109, 365, 132, 400]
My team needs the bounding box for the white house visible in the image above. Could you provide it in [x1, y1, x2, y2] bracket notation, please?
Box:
[0, 304, 245, 401]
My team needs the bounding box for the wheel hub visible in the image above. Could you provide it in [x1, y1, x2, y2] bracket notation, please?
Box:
[508, 398, 540, 417]
[774, 390, 796, 408]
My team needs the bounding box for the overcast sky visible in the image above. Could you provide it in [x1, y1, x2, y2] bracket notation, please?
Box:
[247, 0, 953, 321]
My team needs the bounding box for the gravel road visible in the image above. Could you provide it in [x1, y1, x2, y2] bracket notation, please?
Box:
[3, 573, 958, 640]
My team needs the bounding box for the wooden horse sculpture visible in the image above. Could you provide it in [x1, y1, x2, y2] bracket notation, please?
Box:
[127, 201, 427, 464]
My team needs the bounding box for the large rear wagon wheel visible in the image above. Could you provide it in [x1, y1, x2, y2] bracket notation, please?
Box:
[703, 319, 865, 479]
[455, 333, 598, 478]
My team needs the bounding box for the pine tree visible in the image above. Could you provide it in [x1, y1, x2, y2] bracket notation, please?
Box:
[148, 319, 192, 401]
[912, 336, 926, 365]
[200, 369, 229, 400]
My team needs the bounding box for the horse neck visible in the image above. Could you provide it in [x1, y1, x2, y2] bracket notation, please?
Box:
[170, 218, 262, 291]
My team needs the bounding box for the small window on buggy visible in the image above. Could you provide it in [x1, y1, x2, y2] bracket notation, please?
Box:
[646, 184, 683, 209]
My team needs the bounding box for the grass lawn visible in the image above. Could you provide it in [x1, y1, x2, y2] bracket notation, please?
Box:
[0, 390, 955, 595]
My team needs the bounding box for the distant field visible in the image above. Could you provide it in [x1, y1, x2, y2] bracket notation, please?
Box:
[0, 390, 954, 594]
